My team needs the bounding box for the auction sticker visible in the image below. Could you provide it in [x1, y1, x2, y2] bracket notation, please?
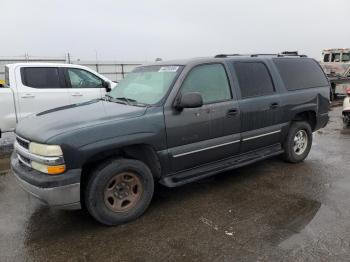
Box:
[158, 66, 179, 72]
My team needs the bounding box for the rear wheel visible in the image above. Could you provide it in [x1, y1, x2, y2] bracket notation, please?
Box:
[84, 158, 154, 226]
[282, 121, 312, 163]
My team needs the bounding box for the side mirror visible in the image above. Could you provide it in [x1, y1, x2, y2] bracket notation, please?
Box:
[176, 92, 203, 110]
[102, 81, 112, 92]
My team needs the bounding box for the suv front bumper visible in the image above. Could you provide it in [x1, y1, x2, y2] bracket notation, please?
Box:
[11, 153, 82, 210]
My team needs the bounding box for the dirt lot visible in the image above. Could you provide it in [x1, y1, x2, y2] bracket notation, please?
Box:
[1, 105, 350, 262]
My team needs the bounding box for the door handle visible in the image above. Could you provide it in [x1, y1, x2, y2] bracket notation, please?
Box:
[270, 102, 279, 109]
[71, 92, 83, 97]
[227, 108, 239, 116]
[21, 93, 35, 98]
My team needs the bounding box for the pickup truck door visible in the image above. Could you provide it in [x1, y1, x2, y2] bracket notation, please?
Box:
[165, 63, 241, 173]
[64, 68, 106, 103]
[15, 67, 71, 120]
[229, 61, 282, 153]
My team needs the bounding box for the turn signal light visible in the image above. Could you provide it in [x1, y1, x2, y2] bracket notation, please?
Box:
[31, 161, 66, 175]
[47, 165, 66, 175]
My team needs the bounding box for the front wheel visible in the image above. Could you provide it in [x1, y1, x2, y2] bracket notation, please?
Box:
[84, 158, 154, 226]
[282, 121, 312, 163]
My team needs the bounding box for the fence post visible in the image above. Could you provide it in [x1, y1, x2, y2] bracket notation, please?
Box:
[121, 64, 125, 79]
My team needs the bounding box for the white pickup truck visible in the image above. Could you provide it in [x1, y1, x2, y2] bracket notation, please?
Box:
[0, 63, 116, 137]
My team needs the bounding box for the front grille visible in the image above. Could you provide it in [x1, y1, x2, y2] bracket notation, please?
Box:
[16, 135, 30, 150]
[19, 154, 30, 164]
[17, 159, 32, 171]
[17, 153, 32, 169]
[15, 135, 32, 169]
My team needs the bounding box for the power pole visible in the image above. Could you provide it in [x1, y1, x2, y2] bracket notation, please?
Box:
[94, 50, 99, 72]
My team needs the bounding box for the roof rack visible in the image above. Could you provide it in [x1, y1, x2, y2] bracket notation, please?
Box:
[279, 51, 308, 57]
[214, 51, 307, 58]
[250, 54, 279, 57]
[214, 54, 244, 58]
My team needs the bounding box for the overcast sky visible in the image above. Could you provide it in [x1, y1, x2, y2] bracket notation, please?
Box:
[1, 0, 350, 61]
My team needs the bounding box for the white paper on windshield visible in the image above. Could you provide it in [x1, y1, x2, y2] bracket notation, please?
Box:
[158, 66, 179, 72]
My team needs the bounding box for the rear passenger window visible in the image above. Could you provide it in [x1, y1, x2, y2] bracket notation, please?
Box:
[21, 67, 61, 88]
[234, 62, 274, 98]
[273, 58, 328, 91]
[181, 63, 231, 104]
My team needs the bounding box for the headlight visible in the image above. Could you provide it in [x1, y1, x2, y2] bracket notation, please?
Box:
[29, 142, 63, 157]
[28, 142, 65, 174]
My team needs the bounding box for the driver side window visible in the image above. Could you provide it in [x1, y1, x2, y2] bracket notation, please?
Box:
[67, 68, 103, 88]
[181, 63, 231, 104]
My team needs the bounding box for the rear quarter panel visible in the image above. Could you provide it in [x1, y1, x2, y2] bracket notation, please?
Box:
[268, 58, 330, 137]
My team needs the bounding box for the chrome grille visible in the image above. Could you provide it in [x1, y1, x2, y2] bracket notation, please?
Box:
[16, 135, 30, 150]
[15, 135, 32, 168]
[17, 154, 31, 168]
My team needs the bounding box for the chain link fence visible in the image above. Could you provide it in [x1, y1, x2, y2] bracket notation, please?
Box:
[0, 55, 143, 83]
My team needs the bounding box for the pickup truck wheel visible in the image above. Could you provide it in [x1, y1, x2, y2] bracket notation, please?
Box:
[282, 121, 312, 163]
[84, 159, 154, 226]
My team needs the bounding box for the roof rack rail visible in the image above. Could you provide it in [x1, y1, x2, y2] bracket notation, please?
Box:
[215, 51, 307, 58]
[214, 54, 243, 58]
[251, 52, 307, 57]
[281, 51, 298, 55]
[279, 51, 307, 57]
[250, 54, 278, 57]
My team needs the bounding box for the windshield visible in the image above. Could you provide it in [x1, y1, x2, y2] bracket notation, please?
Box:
[108, 65, 182, 105]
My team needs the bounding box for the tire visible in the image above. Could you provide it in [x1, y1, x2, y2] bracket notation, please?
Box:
[84, 158, 154, 226]
[282, 121, 312, 163]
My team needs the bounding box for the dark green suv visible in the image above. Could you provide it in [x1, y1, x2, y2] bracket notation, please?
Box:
[12, 54, 330, 225]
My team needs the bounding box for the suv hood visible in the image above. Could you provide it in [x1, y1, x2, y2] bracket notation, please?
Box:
[16, 100, 147, 143]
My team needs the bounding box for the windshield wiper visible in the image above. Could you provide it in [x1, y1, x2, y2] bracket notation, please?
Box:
[103, 95, 148, 107]
[116, 97, 136, 105]
[116, 97, 148, 107]
[103, 94, 113, 101]
[103, 95, 128, 104]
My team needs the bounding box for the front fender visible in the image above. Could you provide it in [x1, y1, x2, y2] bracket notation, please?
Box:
[63, 131, 165, 169]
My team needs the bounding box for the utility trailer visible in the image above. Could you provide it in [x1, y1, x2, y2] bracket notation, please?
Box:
[319, 48, 350, 100]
